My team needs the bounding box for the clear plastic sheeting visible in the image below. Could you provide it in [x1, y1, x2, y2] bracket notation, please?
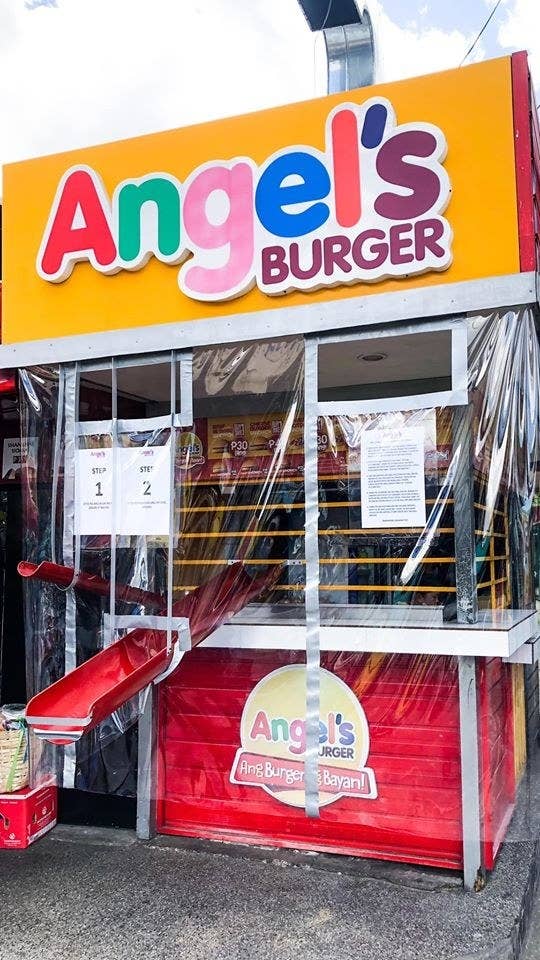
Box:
[19, 339, 305, 797]
[310, 312, 540, 625]
[180, 338, 305, 610]
[16, 310, 540, 877]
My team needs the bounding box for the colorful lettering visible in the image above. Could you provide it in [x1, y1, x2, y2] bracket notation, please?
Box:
[246, 708, 356, 758]
[38, 166, 117, 282]
[331, 108, 361, 228]
[180, 160, 255, 300]
[375, 129, 447, 220]
[37, 97, 453, 297]
[115, 174, 182, 267]
[255, 151, 330, 238]
[250, 710, 272, 741]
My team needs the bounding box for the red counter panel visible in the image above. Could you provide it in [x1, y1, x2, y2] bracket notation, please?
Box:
[157, 650, 467, 869]
[478, 658, 516, 870]
[157, 650, 516, 870]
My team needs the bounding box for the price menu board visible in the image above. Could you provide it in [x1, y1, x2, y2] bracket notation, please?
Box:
[176, 415, 347, 482]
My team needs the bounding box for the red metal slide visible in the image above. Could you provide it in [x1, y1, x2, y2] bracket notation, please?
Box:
[21, 561, 279, 746]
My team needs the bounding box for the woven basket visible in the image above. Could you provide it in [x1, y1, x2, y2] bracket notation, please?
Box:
[0, 727, 29, 794]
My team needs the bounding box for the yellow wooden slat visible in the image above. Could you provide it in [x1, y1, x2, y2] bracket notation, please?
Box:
[474, 502, 505, 518]
[177, 527, 457, 539]
[271, 584, 456, 593]
[177, 498, 446, 513]
[477, 577, 507, 590]
[475, 530, 507, 539]
[513, 664, 527, 783]
[173, 556, 458, 566]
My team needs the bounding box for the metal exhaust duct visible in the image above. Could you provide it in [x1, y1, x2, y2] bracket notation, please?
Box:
[296, 0, 376, 92]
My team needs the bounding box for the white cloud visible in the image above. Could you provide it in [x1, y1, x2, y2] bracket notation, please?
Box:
[496, 0, 540, 93]
[0, 0, 315, 170]
[368, 0, 481, 82]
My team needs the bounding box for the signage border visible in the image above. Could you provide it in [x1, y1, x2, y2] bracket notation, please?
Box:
[0, 270, 535, 369]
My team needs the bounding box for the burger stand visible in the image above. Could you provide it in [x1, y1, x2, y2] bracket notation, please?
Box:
[1, 53, 539, 891]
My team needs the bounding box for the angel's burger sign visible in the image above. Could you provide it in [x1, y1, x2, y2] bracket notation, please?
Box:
[230, 665, 377, 808]
[36, 97, 451, 302]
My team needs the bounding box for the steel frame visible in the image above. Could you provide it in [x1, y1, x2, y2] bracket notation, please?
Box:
[302, 317, 486, 889]
[0, 271, 536, 369]
[43, 281, 535, 885]
[51, 350, 193, 835]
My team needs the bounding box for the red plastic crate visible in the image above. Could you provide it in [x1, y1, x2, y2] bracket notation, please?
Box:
[0, 780, 57, 850]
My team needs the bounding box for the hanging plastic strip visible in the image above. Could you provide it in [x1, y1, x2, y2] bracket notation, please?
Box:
[303, 336, 321, 818]
[61, 362, 80, 788]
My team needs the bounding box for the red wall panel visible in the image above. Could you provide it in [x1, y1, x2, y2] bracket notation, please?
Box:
[478, 658, 516, 870]
[157, 650, 464, 870]
[511, 51, 537, 271]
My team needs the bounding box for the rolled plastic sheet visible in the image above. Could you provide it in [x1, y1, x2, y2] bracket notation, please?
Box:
[17, 313, 540, 872]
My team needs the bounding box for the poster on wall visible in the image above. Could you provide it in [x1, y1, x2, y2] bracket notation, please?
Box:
[1, 437, 38, 481]
[360, 426, 427, 529]
[230, 665, 377, 808]
[75, 444, 171, 536]
[75, 448, 113, 535]
[116, 445, 171, 536]
[202, 413, 344, 481]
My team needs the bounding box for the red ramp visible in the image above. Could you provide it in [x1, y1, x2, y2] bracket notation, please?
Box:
[22, 562, 278, 745]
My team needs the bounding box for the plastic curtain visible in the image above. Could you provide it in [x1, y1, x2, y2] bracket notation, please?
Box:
[17, 310, 540, 871]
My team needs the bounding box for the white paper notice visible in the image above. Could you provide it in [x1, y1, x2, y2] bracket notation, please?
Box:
[361, 426, 426, 529]
[1, 437, 38, 480]
[76, 448, 113, 535]
[75, 444, 171, 536]
[117, 444, 171, 536]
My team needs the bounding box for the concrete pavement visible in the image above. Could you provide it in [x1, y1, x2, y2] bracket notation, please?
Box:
[524, 892, 540, 959]
[0, 819, 539, 960]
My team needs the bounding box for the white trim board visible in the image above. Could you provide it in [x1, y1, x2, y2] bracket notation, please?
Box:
[201, 611, 537, 658]
[0, 271, 537, 369]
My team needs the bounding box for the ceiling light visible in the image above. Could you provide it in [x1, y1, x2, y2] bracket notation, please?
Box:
[357, 352, 388, 362]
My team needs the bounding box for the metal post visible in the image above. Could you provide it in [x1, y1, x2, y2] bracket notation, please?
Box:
[295, 1, 375, 92]
[136, 350, 193, 839]
[453, 405, 484, 890]
[303, 337, 321, 818]
[324, 18, 375, 93]
[458, 657, 483, 890]
[136, 685, 158, 839]
[62, 362, 80, 789]
[453, 407, 478, 625]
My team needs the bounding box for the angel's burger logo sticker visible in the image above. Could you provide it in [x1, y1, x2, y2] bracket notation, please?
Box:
[230, 665, 377, 808]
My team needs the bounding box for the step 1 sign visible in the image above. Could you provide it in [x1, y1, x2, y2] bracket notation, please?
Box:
[76, 444, 171, 536]
[76, 448, 112, 535]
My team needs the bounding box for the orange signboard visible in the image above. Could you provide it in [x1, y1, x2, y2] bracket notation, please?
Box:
[2, 56, 519, 344]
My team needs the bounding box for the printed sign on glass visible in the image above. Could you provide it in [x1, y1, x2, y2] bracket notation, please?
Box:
[361, 425, 427, 529]
[230, 665, 377, 808]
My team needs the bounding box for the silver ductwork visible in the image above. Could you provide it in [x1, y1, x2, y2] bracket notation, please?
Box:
[296, 0, 376, 92]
